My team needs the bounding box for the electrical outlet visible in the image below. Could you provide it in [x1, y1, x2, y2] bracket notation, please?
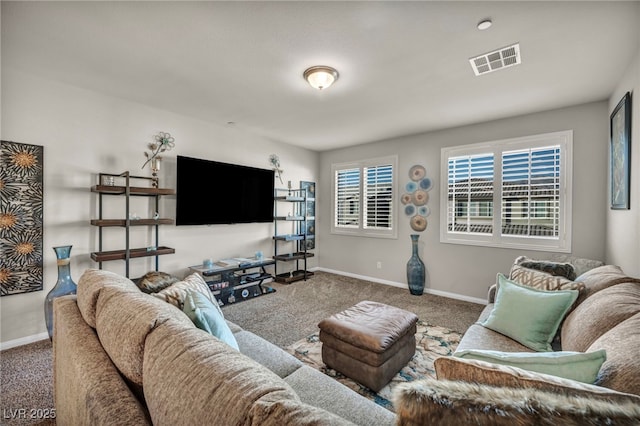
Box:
[376, 261, 382, 269]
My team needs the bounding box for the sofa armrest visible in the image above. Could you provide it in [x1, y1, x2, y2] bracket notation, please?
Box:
[487, 284, 497, 304]
[392, 376, 640, 426]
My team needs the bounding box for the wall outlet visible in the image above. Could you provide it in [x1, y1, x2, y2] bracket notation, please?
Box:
[376, 261, 382, 269]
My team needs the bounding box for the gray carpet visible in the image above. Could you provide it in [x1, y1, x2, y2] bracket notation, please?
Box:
[0, 271, 485, 425]
[222, 271, 485, 347]
[0, 339, 55, 426]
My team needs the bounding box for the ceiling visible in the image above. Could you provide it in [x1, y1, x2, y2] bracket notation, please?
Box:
[3, 1, 639, 151]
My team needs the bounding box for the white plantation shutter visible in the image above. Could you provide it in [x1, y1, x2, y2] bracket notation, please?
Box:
[364, 164, 393, 230]
[441, 131, 572, 252]
[501, 146, 560, 238]
[332, 156, 397, 238]
[447, 154, 494, 234]
[335, 168, 360, 228]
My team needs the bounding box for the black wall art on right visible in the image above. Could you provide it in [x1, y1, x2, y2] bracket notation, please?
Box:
[610, 91, 632, 210]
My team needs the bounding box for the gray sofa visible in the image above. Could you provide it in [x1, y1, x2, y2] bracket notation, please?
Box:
[392, 260, 640, 425]
[53, 268, 395, 426]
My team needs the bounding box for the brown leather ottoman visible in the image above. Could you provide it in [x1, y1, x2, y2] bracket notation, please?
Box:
[317, 301, 419, 391]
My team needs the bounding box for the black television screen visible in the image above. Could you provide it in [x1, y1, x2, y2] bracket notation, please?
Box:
[176, 155, 274, 225]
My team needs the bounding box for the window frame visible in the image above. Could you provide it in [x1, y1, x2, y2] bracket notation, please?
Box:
[331, 155, 398, 239]
[440, 130, 573, 252]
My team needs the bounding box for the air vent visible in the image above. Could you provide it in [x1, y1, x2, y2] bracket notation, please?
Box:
[469, 43, 521, 76]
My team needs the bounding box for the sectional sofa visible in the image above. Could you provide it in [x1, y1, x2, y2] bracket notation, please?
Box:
[392, 259, 640, 425]
[53, 269, 395, 425]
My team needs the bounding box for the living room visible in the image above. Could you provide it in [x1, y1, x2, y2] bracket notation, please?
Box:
[2, 1, 639, 348]
[0, 1, 640, 422]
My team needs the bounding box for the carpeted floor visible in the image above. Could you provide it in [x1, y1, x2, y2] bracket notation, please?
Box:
[0, 339, 55, 426]
[0, 271, 485, 425]
[222, 271, 485, 347]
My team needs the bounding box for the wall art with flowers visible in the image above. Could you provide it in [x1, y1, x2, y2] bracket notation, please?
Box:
[0, 140, 44, 296]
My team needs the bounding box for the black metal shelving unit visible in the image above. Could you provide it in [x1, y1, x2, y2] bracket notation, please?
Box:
[90, 171, 175, 278]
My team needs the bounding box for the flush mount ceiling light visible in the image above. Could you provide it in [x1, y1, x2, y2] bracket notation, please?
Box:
[303, 66, 339, 90]
[469, 43, 521, 76]
[477, 19, 492, 30]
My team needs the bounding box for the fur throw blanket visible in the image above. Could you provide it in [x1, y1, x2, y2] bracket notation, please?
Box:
[392, 378, 640, 426]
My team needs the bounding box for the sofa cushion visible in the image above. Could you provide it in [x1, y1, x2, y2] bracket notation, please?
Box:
[514, 256, 577, 280]
[234, 330, 303, 378]
[76, 268, 140, 328]
[152, 272, 216, 310]
[434, 356, 640, 405]
[143, 321, 353, 425]
[392, 376, 640, 426]
[509, 264, 585, 293]
[588, 312, 640, 396]
[561, 282, 640, 352]
[454, 323, 534, 353]
[482, 274, 578, 351]
[182, 289, 239, 350]
[284, 365, 395, 426]
[95, 285, 194, 391]
[454, 349, 606, 384]
[573, 265, 640, 305]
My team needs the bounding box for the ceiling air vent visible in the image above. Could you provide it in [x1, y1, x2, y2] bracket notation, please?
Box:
[469, 43, 521, 76]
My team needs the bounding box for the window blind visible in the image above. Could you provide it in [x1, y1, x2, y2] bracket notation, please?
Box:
[364, 164, 393, 230]
[334, 168, 360, 228]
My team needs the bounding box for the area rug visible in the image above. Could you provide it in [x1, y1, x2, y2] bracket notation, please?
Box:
[285, 320, 462, 411]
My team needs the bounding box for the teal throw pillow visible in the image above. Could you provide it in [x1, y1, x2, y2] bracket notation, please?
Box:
[482, 274, 578, 352]
[183, 289, 239, 350]
[454, 349, 606, 384]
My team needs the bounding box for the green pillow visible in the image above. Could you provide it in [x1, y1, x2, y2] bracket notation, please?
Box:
[183, 289, 239, 350]
[454, 349, 606, 383]
[482, 274, 578, 351]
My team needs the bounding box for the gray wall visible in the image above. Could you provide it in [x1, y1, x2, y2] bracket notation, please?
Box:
[607, 44, 640, 276]
[1, 70, 320, 346]
[319, 101, 609, 301]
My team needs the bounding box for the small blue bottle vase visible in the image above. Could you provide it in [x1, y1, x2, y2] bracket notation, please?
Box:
[44, 245, 77, 340]
[406, 234, 425, 295]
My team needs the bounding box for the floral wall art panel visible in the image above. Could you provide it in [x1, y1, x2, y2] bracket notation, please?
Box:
[0, 141, 44, 296]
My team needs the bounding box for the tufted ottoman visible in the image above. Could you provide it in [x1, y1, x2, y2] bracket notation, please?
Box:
[318, 301, 419, 391]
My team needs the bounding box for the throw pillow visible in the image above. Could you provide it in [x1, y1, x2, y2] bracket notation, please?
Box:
[482, 274, 578, 351]
[136, 271, 180, 294]
[509, 264, 585, 293]
[453, 349, 606, 384]
[514, 256, 577, 280]
[153, 273, 216, 310]
[182, 289, 239, 350]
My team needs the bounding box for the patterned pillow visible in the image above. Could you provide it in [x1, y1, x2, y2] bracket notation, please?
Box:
[509, 264, 585, 293]
[514, 256, 576, 280]
[153, 273, 216, 310]
[136, 271, 180, 294]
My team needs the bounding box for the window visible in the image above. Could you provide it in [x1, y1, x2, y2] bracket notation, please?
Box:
[440, 131, 572, 252]
[332, 156, 397, 238]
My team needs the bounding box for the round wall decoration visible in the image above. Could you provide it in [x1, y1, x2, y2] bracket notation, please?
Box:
[409, 165, 426, 181]
[401, 164, 432, 232]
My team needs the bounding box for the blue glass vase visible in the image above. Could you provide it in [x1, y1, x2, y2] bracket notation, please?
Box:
[406, 234, 425, 295]
[44, 245, 77, 340]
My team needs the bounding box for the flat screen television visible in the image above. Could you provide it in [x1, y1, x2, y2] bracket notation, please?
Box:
[176, 155, 274, 225]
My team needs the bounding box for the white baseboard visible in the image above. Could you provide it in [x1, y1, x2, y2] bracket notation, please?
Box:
[0, 332, 49, 351]
[314, 267, 487, 306]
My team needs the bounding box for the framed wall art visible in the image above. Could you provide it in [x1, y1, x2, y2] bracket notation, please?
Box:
[610, 92, 632, 210]
[0, 140, 44, 296]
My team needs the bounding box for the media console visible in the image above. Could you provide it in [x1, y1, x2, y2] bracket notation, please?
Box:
[188, 258, 275, 306]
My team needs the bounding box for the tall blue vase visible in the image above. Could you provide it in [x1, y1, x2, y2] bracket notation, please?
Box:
[44, 245, 77, 340]
[406, 234, 425, 295]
